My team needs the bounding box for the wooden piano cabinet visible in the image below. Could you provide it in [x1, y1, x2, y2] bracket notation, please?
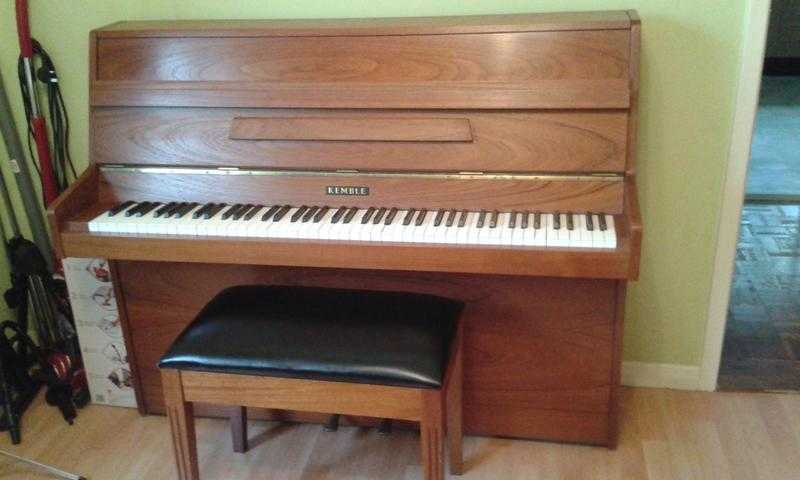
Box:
[51, 11, 642, 450]
[111, 260, 625, 447]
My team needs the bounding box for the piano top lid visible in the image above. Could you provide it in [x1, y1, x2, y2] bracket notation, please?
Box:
[94, 10, 634, 38]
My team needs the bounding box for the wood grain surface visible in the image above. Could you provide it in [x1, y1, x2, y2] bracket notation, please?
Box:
[94, 11, 632, 38]
[92, 23, 630, 109]
[113, 261, 621, 446]
[95, 170, 624, 213]
[228, 117, 474, 143]
[96, 31, 628, 84]
[92, 108, 628, 172]
[61, 227, 634, 279]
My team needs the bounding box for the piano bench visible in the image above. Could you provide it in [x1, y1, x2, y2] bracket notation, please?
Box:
[157, 285, 464, 480]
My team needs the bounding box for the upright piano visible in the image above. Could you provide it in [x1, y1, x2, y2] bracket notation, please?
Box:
[49, 10, 642, 447]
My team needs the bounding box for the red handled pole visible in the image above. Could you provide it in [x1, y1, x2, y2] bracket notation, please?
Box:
[15, 0, 59, 207]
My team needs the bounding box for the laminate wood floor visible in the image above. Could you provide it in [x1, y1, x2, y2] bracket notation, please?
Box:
[1, 388, 798, 480]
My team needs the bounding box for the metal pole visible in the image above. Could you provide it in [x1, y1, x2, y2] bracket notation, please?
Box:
[0, 450, 85, 480]
[0, 68, 54, 271]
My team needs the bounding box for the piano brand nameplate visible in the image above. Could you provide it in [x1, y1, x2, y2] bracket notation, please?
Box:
[326, 186, 370, 196]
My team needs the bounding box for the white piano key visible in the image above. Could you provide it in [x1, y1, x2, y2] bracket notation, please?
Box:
[574, 214, 592, 248]
[589, 214, 603, 247]
[412, 211, 432, 242]
[485, 212, 507, 245]
[327, 209, 352, 241]
[269, 207, 300, 239]
[456, 212, 474, 245]
[358, 211, 379, 241]
[498, 213, 514, 246]
[175, 205, 204, 235]
[565, 213, 579, 248]
[546, 213, 566, 247]
[531, 214, 548, 247]
[197, 208, 225, 236]
[110, 204, 145, 234]
[368, 214, 388, 242]
[231, 206, 262, 237]
[603, 215, 617, 249]
[306, 208, 332, 239]
[349, 209, 369, 241]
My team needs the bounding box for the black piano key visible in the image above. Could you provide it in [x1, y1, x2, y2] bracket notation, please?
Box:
[108, 200, 136, 217]
[243, 205, 263, 221]
[313, 206, 330, 223]
[509, 212, 517, 229]
[489, 211, 499, 228]
[174, 202, 200, 219]
[415, 209, 427, 226]
[361, 207, 376, 224]
[457, 211, 468, 228]
[445, 210, 457, 227]
[343, 207, 359, 224]
[566, 212, 574, 231]
[137, 202, 161, 217]
[402, 209, 416, 226]
[222, 204, 244, 220]
[272, 205, 292, 222]
[261, 205, 281, 222]
[521, 211, 529, 229]
[372, 207, 387, 224]
[533, 212, 541, 229]
[233, 204, 254, 220]
[553, 212, 561, 230]
[205, 203, 227, 219]
[302, 206, 319, 223]
[193, 203, 214, 219]
[125, 201, 149, 217]
[331, 206, 348, 224]
[167, 202, 189, 218]
[163, 202, 184, 218]
[177, 202, 200, 218]
[477, 211, 487, 228]
[154, 202, 177, 218]
[599, 214, 608, 231]
[385, 207, 398, 225]
[433, 209, 445, 227]
[586, 213, 594, 231]
[290, 206, 309, 222]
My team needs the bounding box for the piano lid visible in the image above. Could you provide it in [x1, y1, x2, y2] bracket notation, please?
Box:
[90, 11, 635, 110]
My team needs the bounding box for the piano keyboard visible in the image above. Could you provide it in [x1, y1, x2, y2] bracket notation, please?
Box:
[88, 202, 617, 249]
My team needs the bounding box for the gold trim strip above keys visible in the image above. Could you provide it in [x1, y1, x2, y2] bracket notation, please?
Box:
[100, 165, 623, 183]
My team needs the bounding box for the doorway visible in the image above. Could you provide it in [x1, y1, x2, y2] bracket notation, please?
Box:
[718, 1, 800, 391]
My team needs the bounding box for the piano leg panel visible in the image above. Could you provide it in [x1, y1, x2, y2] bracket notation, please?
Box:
[111, 260, 625, 447]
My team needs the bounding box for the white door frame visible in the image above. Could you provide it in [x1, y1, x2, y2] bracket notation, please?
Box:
[699, 0, 772, 391]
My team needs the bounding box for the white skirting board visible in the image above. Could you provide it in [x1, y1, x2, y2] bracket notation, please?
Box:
[622, 361, 705, 391]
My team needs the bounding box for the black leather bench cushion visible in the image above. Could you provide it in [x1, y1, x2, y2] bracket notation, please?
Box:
[158, 286, 462, 389]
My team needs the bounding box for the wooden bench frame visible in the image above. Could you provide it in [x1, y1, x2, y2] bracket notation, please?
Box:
[161, 321, 463, 480]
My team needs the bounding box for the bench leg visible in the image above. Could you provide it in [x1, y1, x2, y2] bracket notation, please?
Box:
[446, 345, 463, 475]
[162, 370, 200, 480]
[421, 390, 444, 480]
[230, 406, 248, 453]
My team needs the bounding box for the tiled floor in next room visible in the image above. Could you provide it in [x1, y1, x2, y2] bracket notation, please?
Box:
[719, 204, 800, 390]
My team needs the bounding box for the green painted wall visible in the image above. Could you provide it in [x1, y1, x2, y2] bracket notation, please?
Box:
[0, 1, 749, 367]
